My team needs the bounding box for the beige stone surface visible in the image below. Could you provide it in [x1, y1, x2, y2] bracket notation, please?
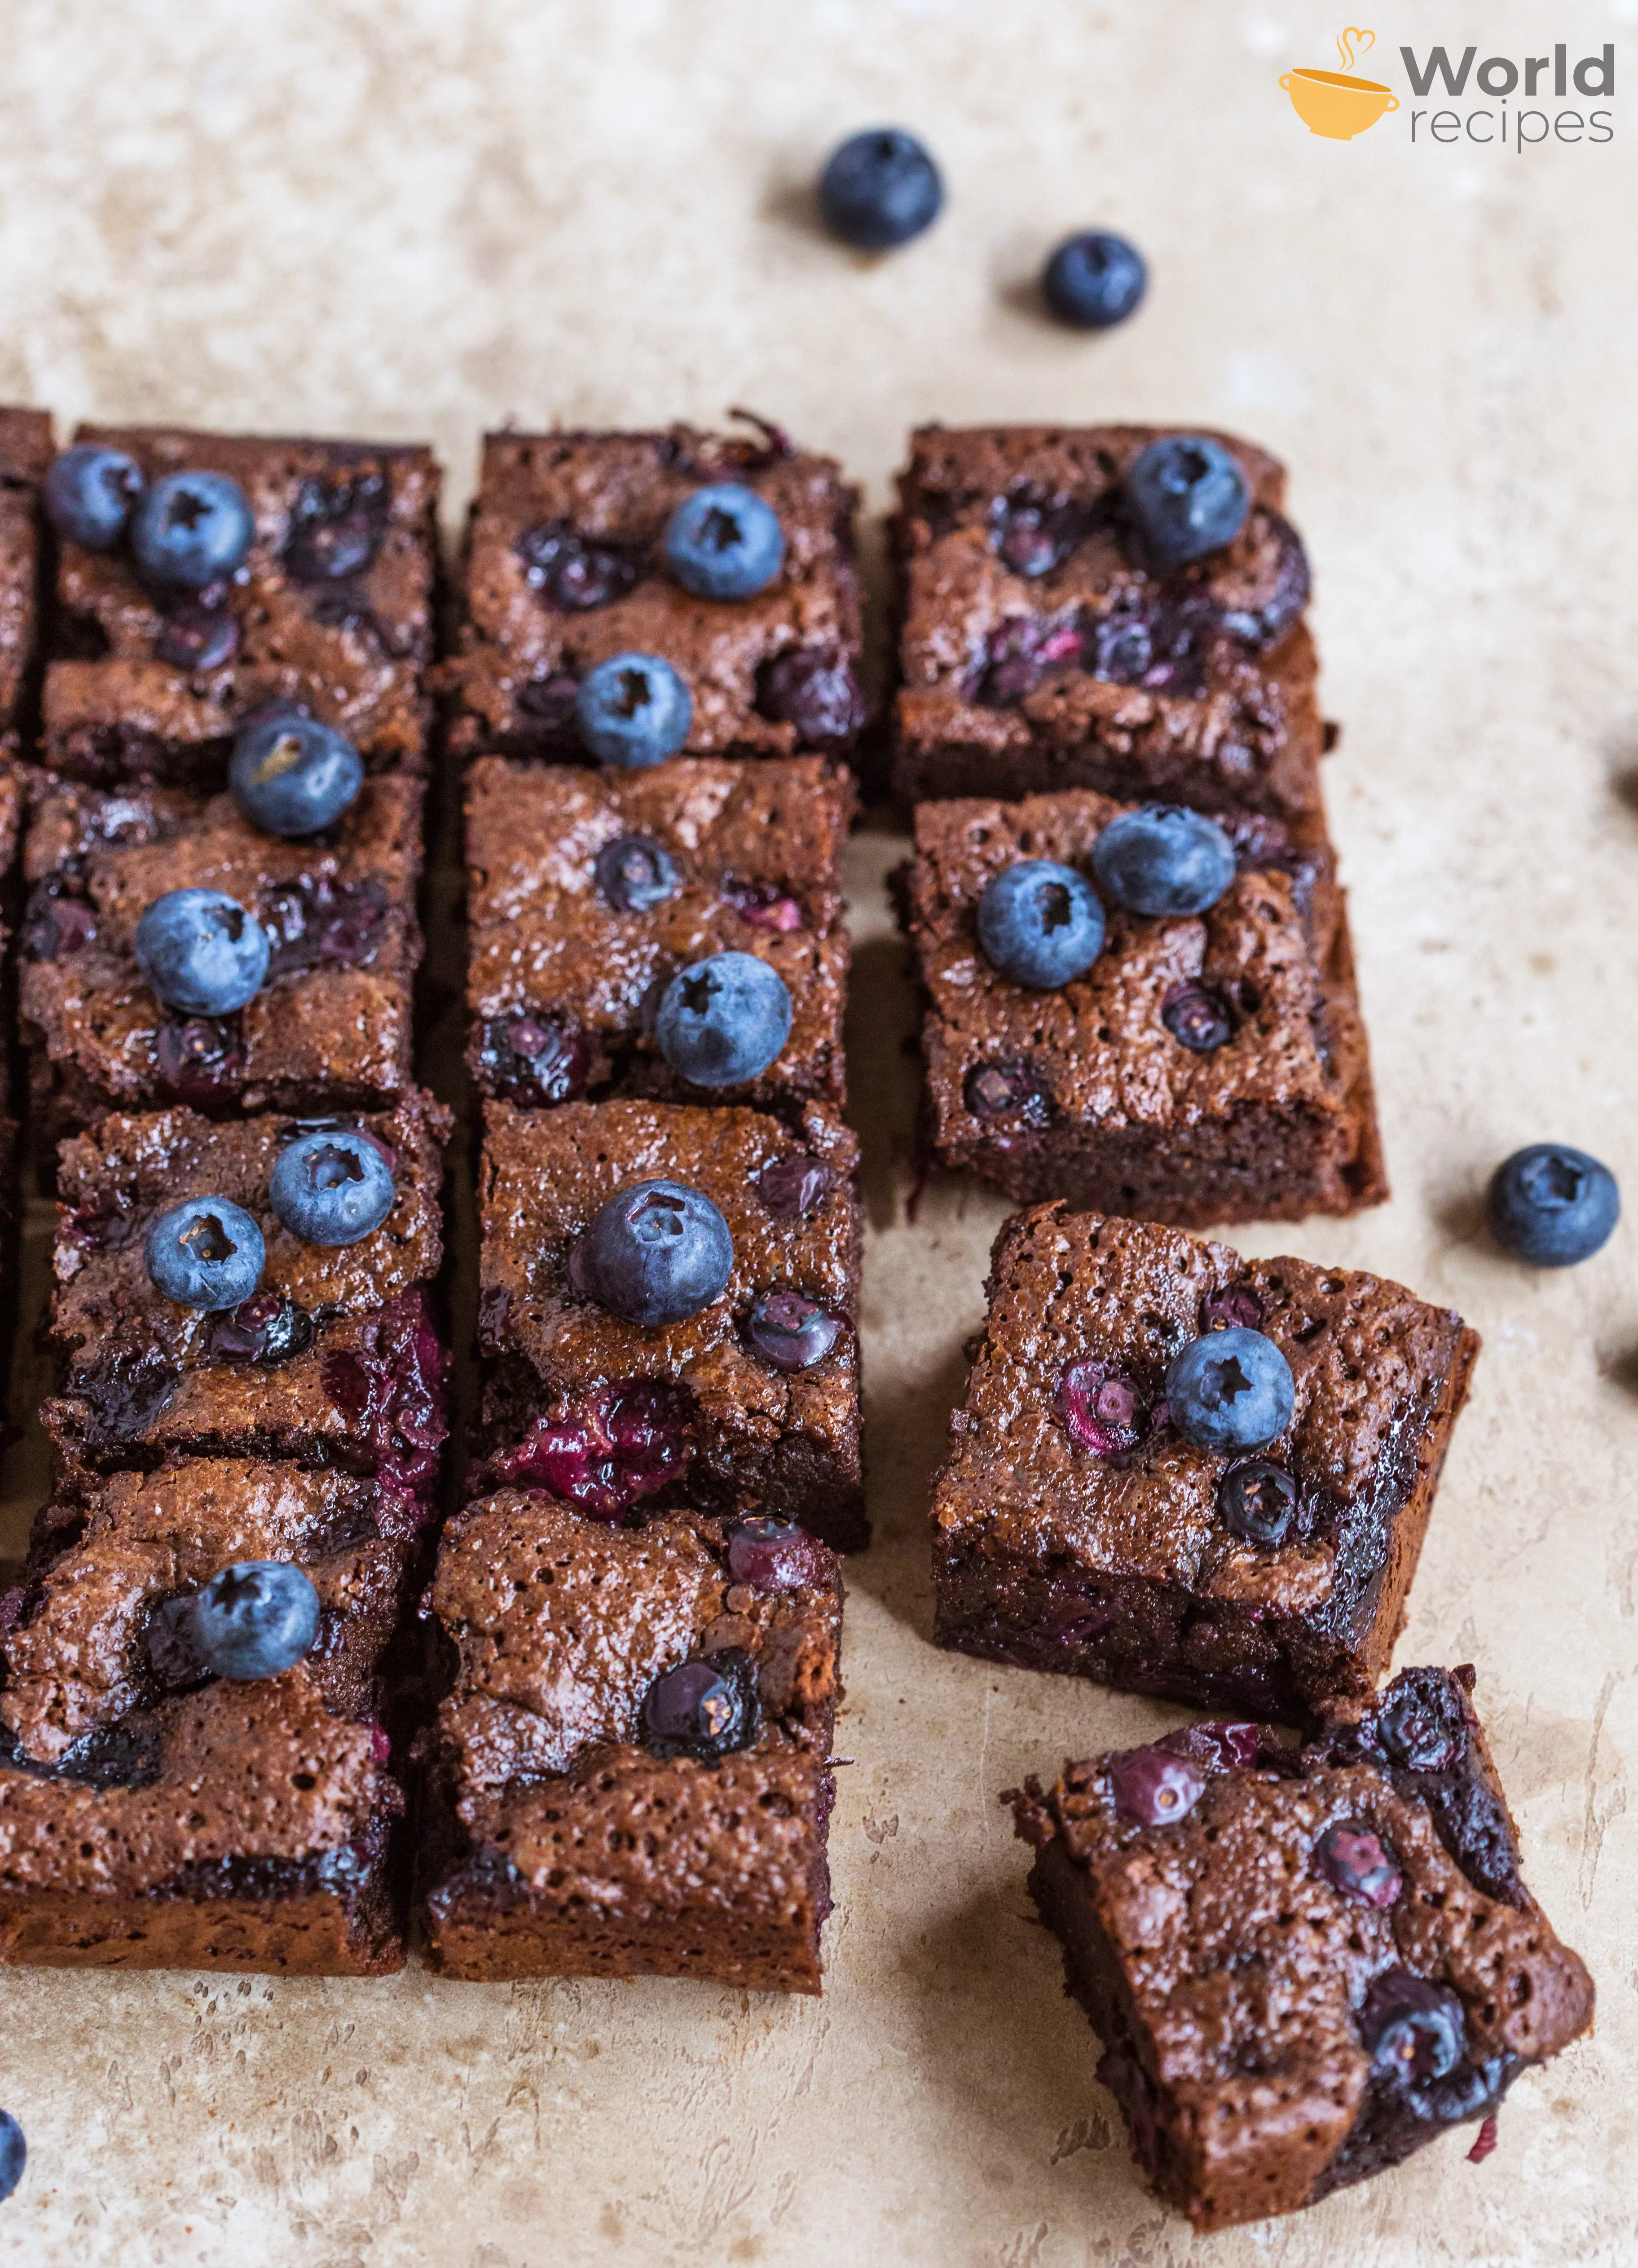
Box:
[0, 0, 1634, 2259]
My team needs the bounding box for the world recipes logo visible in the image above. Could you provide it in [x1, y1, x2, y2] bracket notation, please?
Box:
[1280, 27, 1616, 145]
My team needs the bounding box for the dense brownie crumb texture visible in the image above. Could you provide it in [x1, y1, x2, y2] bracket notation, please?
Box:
[1006, 1666, 1594, 2232]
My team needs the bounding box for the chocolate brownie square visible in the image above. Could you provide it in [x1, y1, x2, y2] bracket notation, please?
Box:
[891, 424, 1323, 817]
[903, 790, 1387, 1224]
[445, 422, 865, 766]
[1006, 1666, 1594, 2231]
[20, 770, 425, 1140]
[0, 1458, 422, 1973]
[477, 1098, 866, 1550]
[0, 405, 52, 754]
[467, 754, 853, 1116]
[43, 424, 439, 788]
[42, 1093, 449, 1492]
[932, 1208, 1479, 1719]
[421, 1496, 841, 1989]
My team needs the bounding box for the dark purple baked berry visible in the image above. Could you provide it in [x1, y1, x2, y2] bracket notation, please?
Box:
[1108, 1743, 1205, 1827]
[1360, 1969, 1466, 2086]
[496, 1382, 691, 1519]
[967, 612, 1085, 706]
[45, 442, 143, 548]
[284, 471, 387, 582]
[574, 1178, 734, 1327]
[1202, 1284, 1262, 1332]
[977, 859, 1105, 989]
[155, 1014, 244, 1106]
[230, 712, 364, 837]
[0, 2109, 24, 2202]
[145, 1196, 265, 1311]
[132, 469, 254, 589]
[963, 1060, 1054, 1125]
[595, 833, 679, 913]
[1165, 1326, 1294, 1454]
[1376, 1668, 1466, 1774]
[758, 645, 867, 751]
[722, 878, 803, 932]
[727, 1516, 830, 1592]
[516, 519, 640, 611]
[190, 1560, 321, 1681]
[261, 875, 387, 976]
[134, 888, 269, 1015]
[20, 880, 95, 960]
[516, 672, 581, 735]
[576, 651, 692, 766]
[819, 127, 943, 249]
[1217, 1458, 1298, 1547]
[1042, 230, 1147, 330]
[641, 1649, 758, 1761]
[154, 600, 240, 672]
[1092, 804, 1237, 918]
[1124, 435, 1251, 572]
[745, 1289, 841, 1371]
[1161, 980, 1234, 1053]
[483, 1014, 588, 1106]
[1316, 1820, 1402, 1908]
[655, 950, 792, 1088]
[757, 1154, 833, 1218]
[664, 483, 784, 602]
[1486, 1143, 1620, 1267]
[1057, 1359, 1145, 1457]
[988, 491, 1100, 579]
[270, 1129, 395, 1247]
[1159, 1720, 1280, 1774]
[206, 1291, 315, 1367]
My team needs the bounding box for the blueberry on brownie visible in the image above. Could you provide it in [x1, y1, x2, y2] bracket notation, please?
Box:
[420, 1497, 842, 1990]
[931, 1208, 1479, 1720]
[1005, 1665, 1594, 2230]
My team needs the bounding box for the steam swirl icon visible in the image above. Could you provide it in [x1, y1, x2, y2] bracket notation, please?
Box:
[1281, 26, 1400, 138]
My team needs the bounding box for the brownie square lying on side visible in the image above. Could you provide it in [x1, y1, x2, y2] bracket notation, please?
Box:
[932, 1208, 1479, 1720]
[421, 1496, 842, 1991]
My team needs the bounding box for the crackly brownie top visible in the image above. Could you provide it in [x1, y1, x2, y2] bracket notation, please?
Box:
[936, 1208, 1475, 1635]
[450, 424, 863, 760]
[467, 754, 853, 1105]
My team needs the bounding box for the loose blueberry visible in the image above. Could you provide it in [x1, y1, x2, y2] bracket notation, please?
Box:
[727, 1516, 830, 1592]
[1316, 1820, 1403, 1908]
[270, 1130, 395, 1247]
[641, 1648, 759, 1761]
[1108, 1744, 1205, 1827]
[819, 127, 943, 250]
[595, 833, 679, 913]
[977, 860, 1105, 989]
[1375, 1668, 1466, 1774]
[134, 888, 269, 1015]
[745, 1289, 841, 1371]
[1217, 1458, 1298, 1547]
[574, 1178, 734, 1327]
[1486, 1143, 1619, 1267]
[189, 1560, 321, 1680]
[655, 950, 792, 1087]
[1165, 1327, 1294, 1453]
[1125, 435, 1251, 572]
[757, 1154, 833, 1218]
[1042, 230, 1148, 330]
[45, 443, 143, 549]
[230, 712, 364, 837]
[145, 1196, 266, 1311]
[664, 483, 785, 602]
[1056, 1359, 1145, 1458]
[131, 469, 254, 589]
[0, 2110, 23, 2203]
[575, 652, 692, 767]
[1360, 1970, 1466, 2087]
[1162, 980, 1234, 1053]
[1092, 805, 1237, 917]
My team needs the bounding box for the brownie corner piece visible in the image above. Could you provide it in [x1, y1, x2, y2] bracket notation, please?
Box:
[931, 1207, 1478, 1719]
[420, 1495, 842, 1990]
[1005, 1664, 1594, 2231]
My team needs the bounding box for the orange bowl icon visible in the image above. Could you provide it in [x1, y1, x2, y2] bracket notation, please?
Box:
[1280, 66, 1399, 137]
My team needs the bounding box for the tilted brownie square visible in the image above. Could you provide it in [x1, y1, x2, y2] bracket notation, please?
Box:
[0, 405, 52, 754]
[43, 424, 439, 788]
[445, 422, 865, 767]
[891, 424, 1323, 817]
[932, 1209, 1479, 1720]
[0, 1458, 424, 1974]
[467, 754, 853, 1116]
[42, 1093, 449, 1492]
[477, 1098, 866, 1550]
[421, 1496, 842, 1990]
[20, 771, 424, 1141]
[903, 790, 1386, 1225]
[1005, 1666, 1594, 2231]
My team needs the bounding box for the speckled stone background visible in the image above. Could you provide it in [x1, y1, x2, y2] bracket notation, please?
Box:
[0, 1, 1634, 2261]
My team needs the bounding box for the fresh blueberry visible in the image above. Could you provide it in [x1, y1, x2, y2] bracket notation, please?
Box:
[131, 469, 255, 589]
[1486, 1143, 1619, 1266]
[819, 127, 943, 249]
[1216, 1459, 1298, 1547]
[595, 833, 679, 913]
[745, 1289, 841, 1371]
[977, 859, 1105, 989]
[44, 443, 143, 549]
[0, 2110, 23, 2203]
[727, 1516, 831, 1593]
[189, 1560, 321, 1680]
[575, 652, 692, 766]
[1042, 230, 1147, 330]
[270, 1130, 395, 1247]
[1092, 805, 1237, 917]
[230, 712, 363, 838]
[1108, 1744, 1205, 1827]
[145, 1196, 266, 1311]
[1359, 1970, 1466, 2087]
[655, 950, 792, 1087]
[1125, 435, 1251, 571]
[641, 1648, 759, 1761]
[1165, 1327, 1294, 1453]
[1315, 1820, 1402, 1908]
[574, 1178, 734, 1327]
[664, 483, 785, 602]
[133, 888, 269, 1015]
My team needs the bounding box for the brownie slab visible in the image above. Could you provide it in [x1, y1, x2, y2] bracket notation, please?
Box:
[467, 754, 853, 1115]
[0, 405, 51, 753]
[445, 423, 865, 766]
[932, 1209, 1479, 1719]
[43, 424, 439, 787]
[904, 790, 1386, 1224]
[892, 424, 1323, 817]
[1006, 1666, 1594, 2231]
[421, 1496, 841, 1989]
[20, 771, 425, 1138]
[478, 1098, 866, 1549]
